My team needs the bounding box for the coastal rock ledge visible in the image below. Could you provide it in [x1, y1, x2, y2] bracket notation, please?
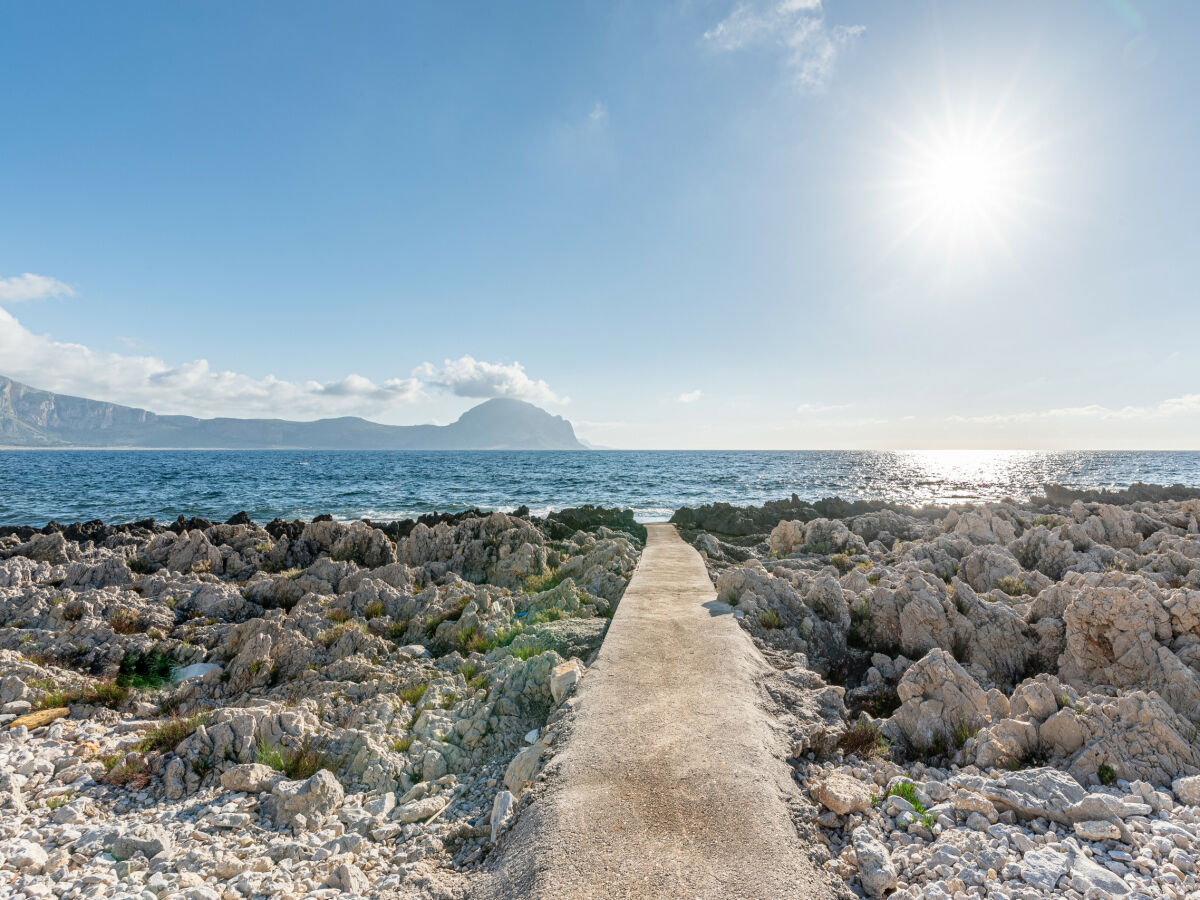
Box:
[679, 484, 1200, 900]
[0, 506, 642, 898]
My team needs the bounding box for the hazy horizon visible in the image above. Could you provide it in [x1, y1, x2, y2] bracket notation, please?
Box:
[3, 1, 1197, 450]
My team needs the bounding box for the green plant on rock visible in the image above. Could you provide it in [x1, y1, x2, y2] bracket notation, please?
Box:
[392, 735, 413, 753]
[1098, 764, 1117, 786]
[36, 679, 130, 711]
[506, 641, 546, 661]
[399, 682, 429, 706]
[256, 742, 285, 771]
[527, 607, 565, 626]
[109, 608, 141, 635]
[137, 710, 212, 754]
[952, 718, 977, 747]
[758, 609, 782, 629]
[877, 780, 936, 830]
[838, 720, 889, 760]
[45, 794, 72, 811]
[117, 651, 175, 690]
[255, 737, 334, 780]
[326, 607, 351, 624]
[523, 569, 567, 594]
[848, 598, 873, 648]
[127, 557, 153, 575]
[364, 601, 384, 620]
[830, 553, 853, 573]
[454, 624, 490, 655]
[995, 576, 1027, 597]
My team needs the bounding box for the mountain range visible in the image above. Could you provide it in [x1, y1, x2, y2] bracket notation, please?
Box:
[0, 375, 586, 450]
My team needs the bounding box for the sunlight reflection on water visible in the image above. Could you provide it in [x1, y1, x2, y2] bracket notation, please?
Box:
[0, 449, 1197, 525]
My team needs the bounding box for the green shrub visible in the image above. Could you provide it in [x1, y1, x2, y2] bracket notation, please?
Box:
[127, 557, 153, 575]
[117, 651, 175, 690]
[878, 780, 935, 829]
[506, 641, 546, 661]
[758, 609, 782, 629]
[995, 576, 1027, 597]
[848, 598, 873, 647]
[838, 720, 888, 760]
[952, 718, 977, 747]
[523, 569, 566, 594]
[830, 553, 853, 573]
[109, 608, 142, 635]
[256, 736, 334, 780]
[36, 679, 130, 710]
[1098, 764, 1117, 786]
[137, 711, 211, 754]
[399, 682, 428, 706]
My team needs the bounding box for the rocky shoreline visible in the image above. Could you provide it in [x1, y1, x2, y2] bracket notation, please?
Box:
[5, 483, 1200, 899]
[677, 483, 1200, 900]
[0, 506, 643, 899]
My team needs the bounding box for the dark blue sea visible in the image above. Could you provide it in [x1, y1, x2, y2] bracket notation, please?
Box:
[2, 450, 1199, 526]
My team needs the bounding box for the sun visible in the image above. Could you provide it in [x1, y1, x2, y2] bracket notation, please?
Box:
[873, 92, 1046, 271]
[907, 128, 1024, 242]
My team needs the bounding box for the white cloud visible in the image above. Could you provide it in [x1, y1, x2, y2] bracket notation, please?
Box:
[678, 389, 704, 403]
[0, 301, 565, 421]
[0, 305, 423, 419]
[796, 402, 848, 414]
[702, 0, 863, 91]
[0, 273, 75, 303]
[0, 275, 568, 417]
[415, 356, 566, 405]
[947, 394, 1200, 426]
[588, 102, 608, 125]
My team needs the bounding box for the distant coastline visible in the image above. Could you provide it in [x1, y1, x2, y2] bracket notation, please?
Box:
[0, 375, 586, 450]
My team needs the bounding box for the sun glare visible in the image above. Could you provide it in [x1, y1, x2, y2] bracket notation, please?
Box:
[873, 88, 1047, 274]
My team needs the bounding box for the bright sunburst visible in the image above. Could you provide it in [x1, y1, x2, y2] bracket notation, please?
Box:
[874, 87, 1047, 273]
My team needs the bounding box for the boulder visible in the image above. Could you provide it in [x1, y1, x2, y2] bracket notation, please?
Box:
[269, 770, 344, 829]
[1058, 572, 1200, 722]
[504, 743, 545, 794]
[812, 774, 874, 815]
[890, 649, 990, 752]
[490, 790, 517, 842]
[1172, 774, 1200, 806]
[221, 764, 284, 794]
[550, 659, 583, 704]
[110, 825, 173, 860]
[851, 827, 897, 898]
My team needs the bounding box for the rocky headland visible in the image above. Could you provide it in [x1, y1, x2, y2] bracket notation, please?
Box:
[675, 482, 1200, 900]
[0, 505, 644, 899]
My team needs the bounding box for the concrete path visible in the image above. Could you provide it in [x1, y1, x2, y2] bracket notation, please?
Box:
[473, 523, 836, 900]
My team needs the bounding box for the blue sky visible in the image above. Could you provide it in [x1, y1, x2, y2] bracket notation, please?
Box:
[1, 0, 1198, 448]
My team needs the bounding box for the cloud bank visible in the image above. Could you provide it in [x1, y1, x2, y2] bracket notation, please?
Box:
[703, 0, 863, 91]
[0, 287, 564, 419]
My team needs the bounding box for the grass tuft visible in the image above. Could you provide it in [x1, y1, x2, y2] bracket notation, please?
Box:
[758, 609, 782, 629]
[137, 710, 211, 754]
[838, 720, 889, 760]
[995, 576, 1027, 597]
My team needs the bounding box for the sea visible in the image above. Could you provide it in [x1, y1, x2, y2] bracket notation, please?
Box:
[2, 451, 1200, 528]
[2, 449, 1199, 527]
